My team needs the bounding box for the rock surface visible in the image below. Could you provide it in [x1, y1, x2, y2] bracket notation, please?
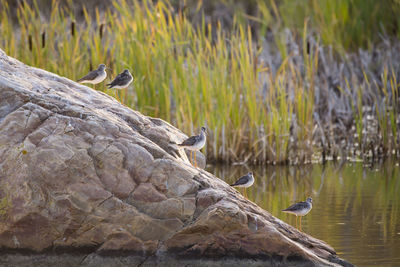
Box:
[0, 49, 352, 266]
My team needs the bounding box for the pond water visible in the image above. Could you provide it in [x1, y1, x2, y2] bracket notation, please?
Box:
[207, 161, 400, 267]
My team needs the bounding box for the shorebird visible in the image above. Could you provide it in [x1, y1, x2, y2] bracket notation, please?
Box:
[77, 64, 107, 90]
[282, 197, 313, 231]
[230, 172, 254, 198]
[178, 127, 206, 168]
[107, 69, 134, 103]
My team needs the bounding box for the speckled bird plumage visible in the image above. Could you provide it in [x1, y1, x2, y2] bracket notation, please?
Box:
[178, 127, 206, 150]
[282, 197, 313, 216]
[230, 172, 255, 188]
[77, 64, 107, 84]
[107, 69, 133, 89]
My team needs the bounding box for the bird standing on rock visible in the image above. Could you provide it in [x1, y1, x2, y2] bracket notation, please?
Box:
[230, 172, 255, 198]
[77, 64, 107, 90]
[178, 127, 207, 168]
[107, 69, 133, 103]
[282, 197, 313, 231]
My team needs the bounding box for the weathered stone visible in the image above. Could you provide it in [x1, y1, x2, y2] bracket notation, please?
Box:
[89, 142, 136, 198]
[182, 197, 196, 218]
[131, 183, 166, 202]
[99, 230, 158, 254]
[149, 159, 200, 197]
[0, 49, 352, 266]
[194, 188, 228, 217]
[0, 253, 345, 267]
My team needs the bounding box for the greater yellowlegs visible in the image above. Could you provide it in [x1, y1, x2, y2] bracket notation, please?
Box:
[178, 127, 206, 168]
[282, 197, 313, 231]
[230, 172, 254, 198]
[77, 64, 107, 90]
[107, 69, 133, 102]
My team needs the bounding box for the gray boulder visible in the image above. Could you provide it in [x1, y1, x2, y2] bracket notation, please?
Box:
[0, 49, 352, 266]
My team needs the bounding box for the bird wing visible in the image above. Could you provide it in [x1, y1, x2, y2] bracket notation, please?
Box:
[282, 201, 307, 212]
[108, 73, 130, 88]
[178, 135, 198, 146]
[77, 70, 99, 82]
[230, 174, 250, 186]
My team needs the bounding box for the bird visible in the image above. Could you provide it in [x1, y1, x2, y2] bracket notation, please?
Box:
[230, 172, 254, 198]
[107, 69, 134, 103]
[282, 197, 313, 231]
[77, 64, 107, 90]
[178, 127, 206, 168]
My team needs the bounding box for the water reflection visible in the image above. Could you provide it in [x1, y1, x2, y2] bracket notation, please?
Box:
[207, 161, 400, 266]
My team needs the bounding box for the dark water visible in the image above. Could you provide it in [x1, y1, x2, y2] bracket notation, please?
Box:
[207, 161, 400, 267]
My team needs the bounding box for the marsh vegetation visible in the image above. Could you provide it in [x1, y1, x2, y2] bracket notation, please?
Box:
[1, 0, 400, 164]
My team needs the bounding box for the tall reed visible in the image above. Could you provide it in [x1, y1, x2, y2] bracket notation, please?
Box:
[0, 0, 399, 164]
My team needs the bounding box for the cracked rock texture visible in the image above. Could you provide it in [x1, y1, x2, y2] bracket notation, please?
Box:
[0, 49, 352, 266]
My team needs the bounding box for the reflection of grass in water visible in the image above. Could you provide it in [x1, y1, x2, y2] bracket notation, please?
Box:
[310, 162, 400, 265]
[315, 162, 400, 235]
[210, 163, 316, 216]
[209, 162, 400, 264]
[372, 162, 400, 239]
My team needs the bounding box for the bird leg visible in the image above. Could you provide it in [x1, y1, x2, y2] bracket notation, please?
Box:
[124, 87, 128, 104]
[295, 216, 298, 229]
[194, 151, 197, 168]
[115, 90, 120, 102]
[299, 216, 302, 232]
[243, 188, 247, 198]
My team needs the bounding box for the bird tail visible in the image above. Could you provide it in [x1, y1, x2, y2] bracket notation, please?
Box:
[170, 141, 184, 147]
[169, 141, 182, 149]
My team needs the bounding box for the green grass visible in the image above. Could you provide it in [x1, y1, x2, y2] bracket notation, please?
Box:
[0, 0, 399, 164]
[259, 0, 400, 52]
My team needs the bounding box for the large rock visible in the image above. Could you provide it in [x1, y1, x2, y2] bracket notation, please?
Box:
[0, 49, 352, 266]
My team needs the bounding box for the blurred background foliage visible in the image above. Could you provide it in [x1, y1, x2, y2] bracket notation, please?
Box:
[1, 0, 399, 164]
